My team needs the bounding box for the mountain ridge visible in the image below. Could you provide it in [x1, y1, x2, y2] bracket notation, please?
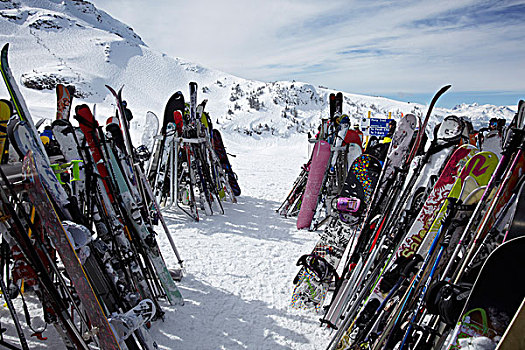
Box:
[0, 0, 516, 139]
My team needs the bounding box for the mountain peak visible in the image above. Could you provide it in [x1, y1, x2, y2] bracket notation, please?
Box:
[0, 0, 144, 45]
[0, 0, 516, 139]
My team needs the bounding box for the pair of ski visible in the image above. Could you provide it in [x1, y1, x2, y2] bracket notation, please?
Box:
[0, 43, 180, 349]
[1, 50, 142, 349]
[329, 146, 485, 350]
[333, 101, 525, 349]
[147, 83, 239, 222]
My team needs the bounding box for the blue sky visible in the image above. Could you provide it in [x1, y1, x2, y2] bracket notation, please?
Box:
[91, 0, 525, 107]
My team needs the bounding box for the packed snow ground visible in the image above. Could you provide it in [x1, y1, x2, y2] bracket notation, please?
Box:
[0, 1, 519, 348]
[151, 133, 334, 349]
[1, 133, 341, 349]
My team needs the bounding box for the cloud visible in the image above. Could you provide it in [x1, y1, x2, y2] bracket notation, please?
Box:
[90, 0, 525, 103]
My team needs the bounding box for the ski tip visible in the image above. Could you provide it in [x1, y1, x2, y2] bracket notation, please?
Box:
[105, 84, 116, 94]
[2, 43, 9, 52]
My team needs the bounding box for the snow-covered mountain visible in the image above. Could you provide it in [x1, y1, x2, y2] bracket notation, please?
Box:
[0, 0, 517, 141]
[0, 2, 521, 349]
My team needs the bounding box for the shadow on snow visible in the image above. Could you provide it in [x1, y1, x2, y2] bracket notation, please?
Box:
[153, 274, 314, 349]
[161, 195, 306, 245]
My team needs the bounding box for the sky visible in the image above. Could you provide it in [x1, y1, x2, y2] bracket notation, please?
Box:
[90, 0, 525, 107]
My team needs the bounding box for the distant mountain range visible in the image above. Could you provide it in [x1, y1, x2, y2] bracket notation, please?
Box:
[0, 0, 517, 138]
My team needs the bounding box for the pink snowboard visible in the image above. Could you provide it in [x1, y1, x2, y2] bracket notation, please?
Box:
[297, 140, 331, 229]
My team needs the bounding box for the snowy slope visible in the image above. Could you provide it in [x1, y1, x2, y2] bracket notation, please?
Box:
[0, 0, 517, 140]
[0, 1, 521, 350]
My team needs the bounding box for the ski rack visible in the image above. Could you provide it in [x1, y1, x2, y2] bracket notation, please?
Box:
[179, 137, 207, 144]
[0, 155, 65, 186]
[159, 136, 208, 215]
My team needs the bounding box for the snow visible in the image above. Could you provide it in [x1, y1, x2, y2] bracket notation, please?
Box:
[1, 133, 339, 349]
[0, 0, 516, 139]
[149, 133, 334, 349]
[0, 1, 520, 349]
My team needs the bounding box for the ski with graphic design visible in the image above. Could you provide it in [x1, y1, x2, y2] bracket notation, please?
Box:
[56, 83, 74, 120]
[0, 99, 11, 163]
[395, 144, 478, 260]
[418, 150, 499, 257]
[22, 151, 122, 350]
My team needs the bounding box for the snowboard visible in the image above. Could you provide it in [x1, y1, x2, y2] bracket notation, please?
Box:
[142, 111, 160, 153]
[212, 128, 241, 196]
[291, 154, 382, 311]
[343, 129, 364, 169]
[446, 236, 525, 349]
[148, 91, 185, 184]
[297, 140, 331, 229]
[340, 154, 382, 209]
[496, 298, 525, 350]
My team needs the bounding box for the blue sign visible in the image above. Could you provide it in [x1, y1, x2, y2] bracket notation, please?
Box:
[368, 118, 391, 137]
